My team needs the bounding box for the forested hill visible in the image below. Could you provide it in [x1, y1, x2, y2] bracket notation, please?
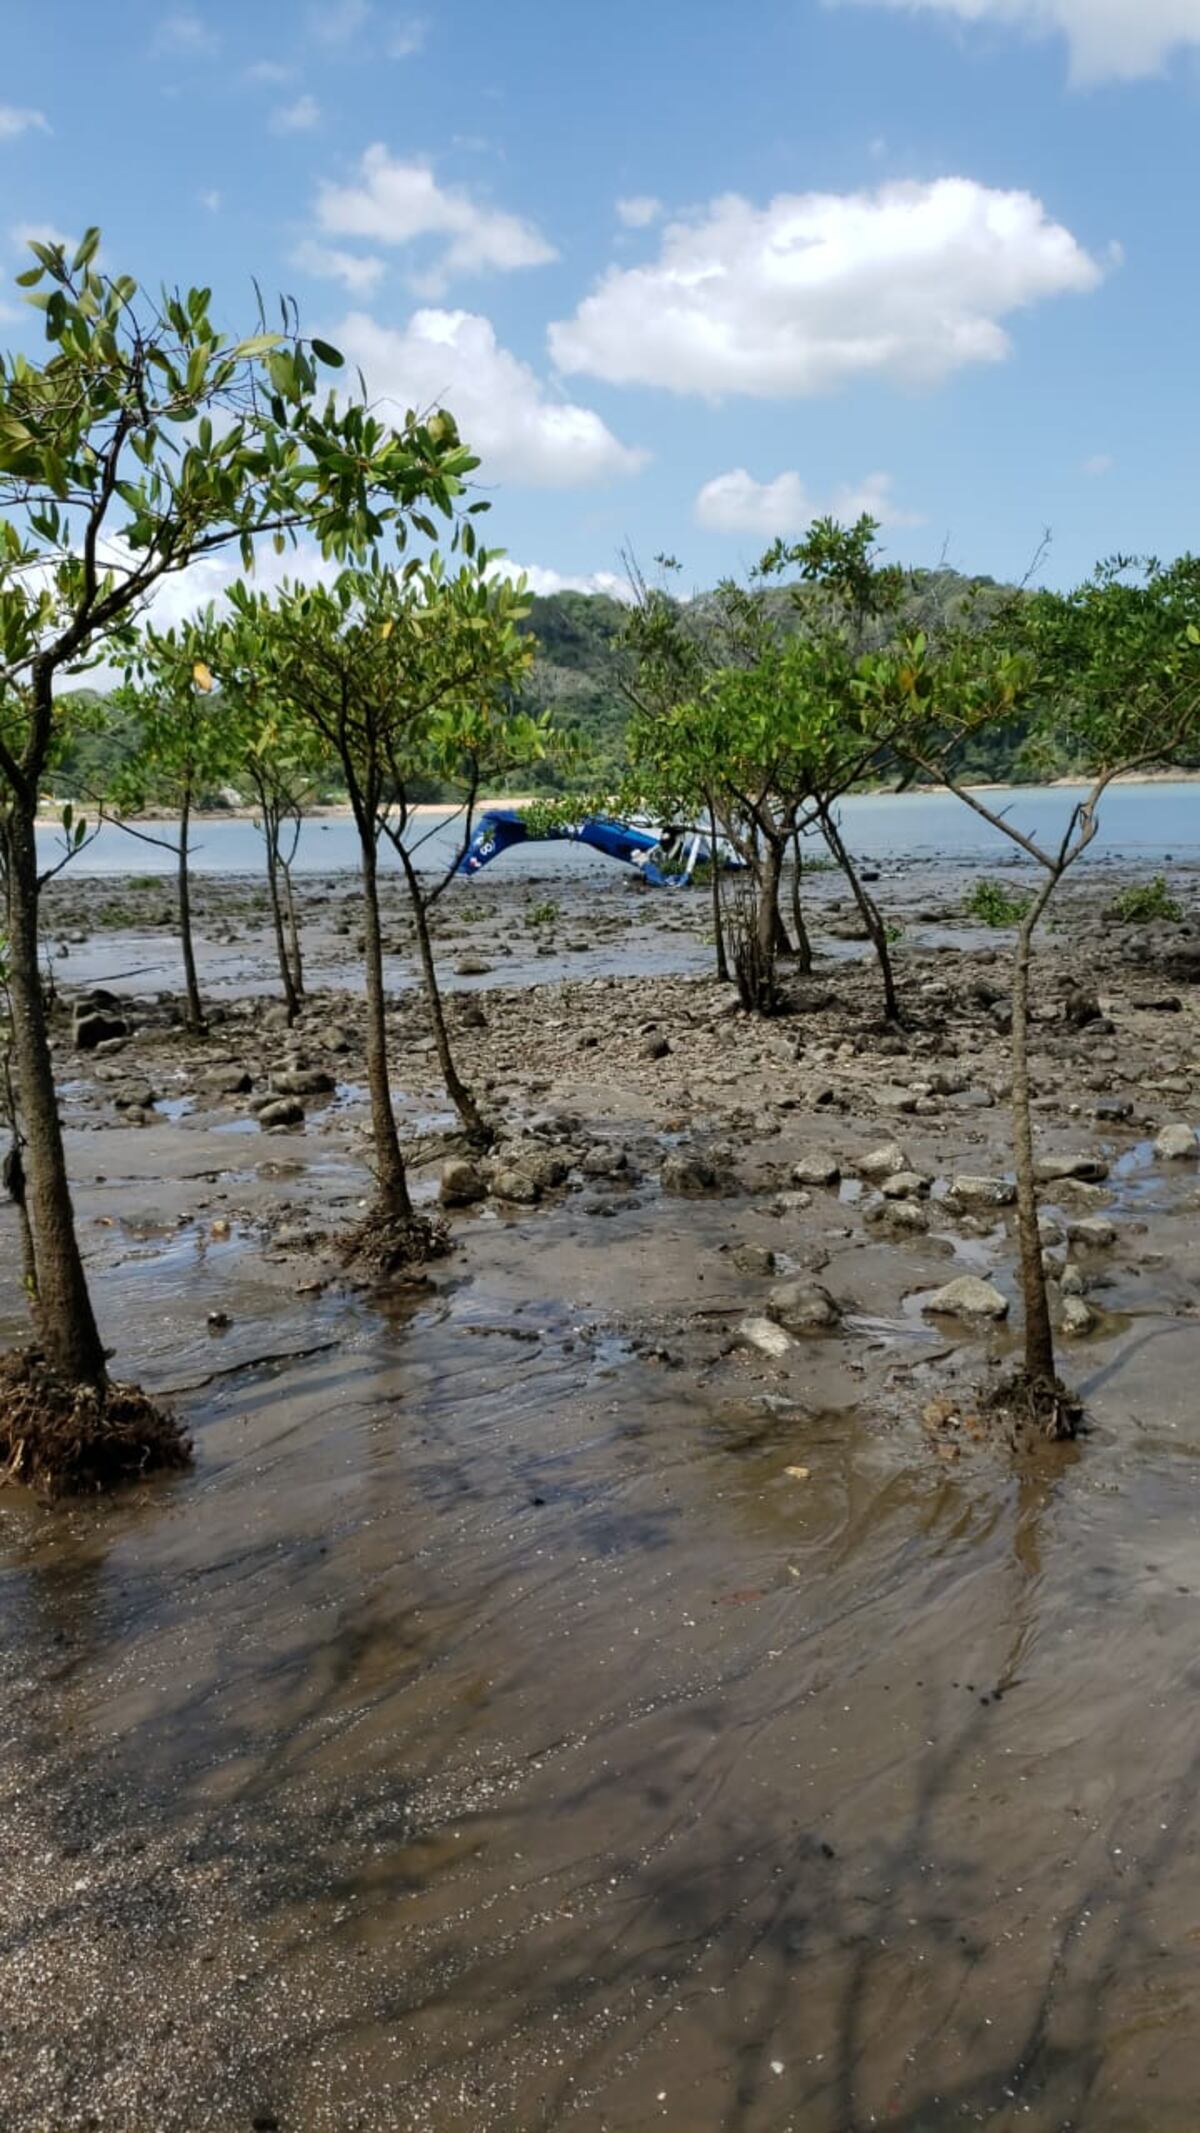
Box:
[517, 567, 1040, 793]
[46, 569, 1070, 804]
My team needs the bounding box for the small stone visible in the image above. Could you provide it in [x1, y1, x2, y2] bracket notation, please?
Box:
[791, 1151, 841, 1187]
[922, 1275, 1009, 1321]
[857, 1142, 908, 1182]
[73, 1009, 128, 1051]
[440, 1158, 486, 1207]
[271, 1065, 336, 1097]
[768, 1281, 842, 1334]
[880, 1170, 928, 1199]
[455, 957, 492, 977]
[1067, 1215, 1118, 1248]
[948, 1175, 1016, 1208]
[638, 1033, 671, 1060]
[661, 1152, 722, 1196]
[581, 1144, 627, 1177]
[1060, 1262, 1087, 1296]
[1035, 1152, 1110, 1182]
[877, 1199, 929, 1234]
[1091, 1096, 1134, 1122]
[1060, 1295, 1095, 1336]
[205, 1066, 253, 1096]
[258, 1098, 304, 1130]
[738, 1316, 792, 1358]
[732, 1243, 776, 1276]
[1154, 1122, 1198, 1161]
[491, 1167, 540, 1204]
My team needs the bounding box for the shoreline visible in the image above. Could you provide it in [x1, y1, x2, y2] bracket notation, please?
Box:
[33, 768, 1200, 830]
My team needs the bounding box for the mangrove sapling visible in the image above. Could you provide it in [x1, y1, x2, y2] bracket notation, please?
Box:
[0, 224, 479, 1464]
[872, 558, 1200, 1433]
[106, 631, 235, 1034]
[206, 609, 326, 1023]
[367, 559, 544, 1150]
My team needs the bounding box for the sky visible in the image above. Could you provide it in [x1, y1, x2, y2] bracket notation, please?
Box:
[1, 0, 1198, 602]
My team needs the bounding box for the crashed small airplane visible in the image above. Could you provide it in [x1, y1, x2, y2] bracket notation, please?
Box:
[459, 808, 744, 888]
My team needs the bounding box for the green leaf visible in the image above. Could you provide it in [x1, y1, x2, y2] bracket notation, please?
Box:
[310, 337, 344, 369]
[72, 227, 101, 272]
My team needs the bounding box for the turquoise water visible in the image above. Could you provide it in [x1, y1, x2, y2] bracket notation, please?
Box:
[37, 781, 1200, 879]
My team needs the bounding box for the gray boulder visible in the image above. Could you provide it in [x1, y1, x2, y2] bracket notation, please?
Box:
[1154, 1122, 1198, 1161]
[922, 1275, 1009, 1321]
[767, 1280, 842, 1334]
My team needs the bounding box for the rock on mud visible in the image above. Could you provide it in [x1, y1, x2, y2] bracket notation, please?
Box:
[491, 1166, 540, 1204]
[661, 1151, 723, 1196]
[1035, 1152, 1110, 1182]
[948, 1175, 1016, 1209]
[738, 1316, 792, 1358]
[73, 1008, 129, 1050]
[856, 1142, 909, 1182]
[922, 1275, 1009, 1321]
[258, 1098, 305, 1131]
[1059, 1295, 1095, 1336]
[440, 1159, 487, 1207]
[790, 1151, 841, 1187]
[1154, 1122, 1199, 1160]
[767, 1281, 842, 1334]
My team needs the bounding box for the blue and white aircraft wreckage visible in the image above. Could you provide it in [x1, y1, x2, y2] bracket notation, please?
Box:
[459, 809, 745, 889]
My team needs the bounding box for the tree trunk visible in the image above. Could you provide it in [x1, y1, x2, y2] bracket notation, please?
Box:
[756, 838, 785, 967]
[789, 829, 814, 974]
[1011, 903, 1056, 1384]
[3, 801, 108, 1384]
[397, 846, 486, 1141]
[281, 859, 304, 1001]
[707, 800, 730, 983]
[177, 788, 204, 1034]
[359, 837, 413, 1216]
[263, 824, 300, 1026]
[820, 807, 899, 1022]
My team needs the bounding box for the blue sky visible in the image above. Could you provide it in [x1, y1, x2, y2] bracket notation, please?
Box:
[1, 0, 1198, 599]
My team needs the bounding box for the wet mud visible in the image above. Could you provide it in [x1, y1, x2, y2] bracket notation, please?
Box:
[2, 857, 1200, 2130]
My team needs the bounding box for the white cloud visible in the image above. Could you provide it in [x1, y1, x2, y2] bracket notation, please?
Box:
[615, 194, 663, 228]
[315, 145, 556, 293]
[271, 93, 321, 134]
[1081, 451, 1113, 475]
[388, 15, 429, 56]
[308, 0, 371, 41]
[333, 306, 647, 486]
[550, 178, 1104, 399]
[144, 537, 339, 635]
[291, 238, 386, 292]
[0, 302, 19, 324]
[0, 107, 49, 141]
[153, 11, 220, 56]
[489, 557, 633, 601]
[695, 466, 922, 535]
[244, 59, 294, 85]
[10, 220, 73, 253]
[836, 0, 1200, 83]
[199, 188, 222, 212]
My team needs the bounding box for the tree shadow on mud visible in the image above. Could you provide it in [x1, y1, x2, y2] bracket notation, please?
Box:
[1, 1415, 1198, 2130]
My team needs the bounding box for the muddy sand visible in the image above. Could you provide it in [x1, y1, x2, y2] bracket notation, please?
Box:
[2, 853, 1200, 2132]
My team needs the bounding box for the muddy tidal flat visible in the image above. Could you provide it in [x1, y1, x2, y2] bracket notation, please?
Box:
[3, 855, 1200, 2132]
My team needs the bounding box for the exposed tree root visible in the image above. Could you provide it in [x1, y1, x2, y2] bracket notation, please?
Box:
[0, 1350, 192, 1496]
[986, 1367, 1084, 1446]
[338, 1208, 451, 1281]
